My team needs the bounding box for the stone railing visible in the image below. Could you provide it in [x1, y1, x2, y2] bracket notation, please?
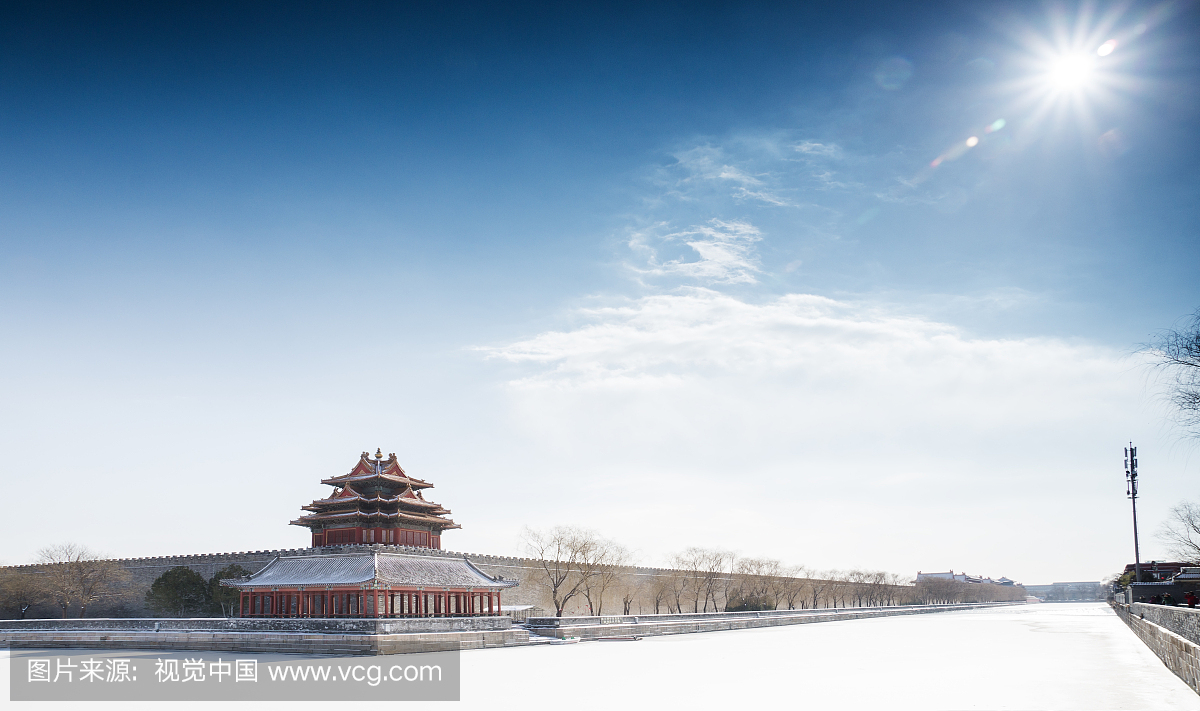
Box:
[526, 602, 1019, 639]
[527, 603, 1011, 628]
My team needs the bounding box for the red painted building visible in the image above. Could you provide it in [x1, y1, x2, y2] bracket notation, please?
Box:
[222, 449, 518, 618]
[292, 449, 461, 549]
[225, 549, 516, 618]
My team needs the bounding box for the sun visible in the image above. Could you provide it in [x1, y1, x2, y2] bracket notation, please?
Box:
[995, 3, 1149, 130]
[1046, 54, 1095, 91]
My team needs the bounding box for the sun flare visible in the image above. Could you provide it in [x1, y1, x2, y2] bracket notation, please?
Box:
[1046, 55, 1094, 91]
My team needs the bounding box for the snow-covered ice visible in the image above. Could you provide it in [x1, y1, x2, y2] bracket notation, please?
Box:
[3, 603, 1197, 710]
[459, 603, 1198, 710]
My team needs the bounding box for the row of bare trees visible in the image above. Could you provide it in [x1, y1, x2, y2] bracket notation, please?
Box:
[523, 526, 631, 616]
[0, 544, 130, 619]
[521, 530, 1024, 616]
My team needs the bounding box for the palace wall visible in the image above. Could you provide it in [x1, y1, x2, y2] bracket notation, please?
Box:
[1, 545, 1022, 618]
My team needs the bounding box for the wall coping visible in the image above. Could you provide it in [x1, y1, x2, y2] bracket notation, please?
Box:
[527, 602, 1018, 627]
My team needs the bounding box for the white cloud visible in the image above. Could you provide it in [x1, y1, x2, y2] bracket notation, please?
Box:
[794, 140, 842, 157]
[731, 187, 794, 206]
[664, 145, 791, 206]
[627, 219, 762, 285]
[480, 289, 1166, 580]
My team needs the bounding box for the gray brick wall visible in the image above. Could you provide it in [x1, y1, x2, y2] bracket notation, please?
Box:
[1113, 602, 1200, 696]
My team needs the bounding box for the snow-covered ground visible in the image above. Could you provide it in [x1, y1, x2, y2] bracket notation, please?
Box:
[461, 603, 1198, 710]
[4, 603, 1197, 710]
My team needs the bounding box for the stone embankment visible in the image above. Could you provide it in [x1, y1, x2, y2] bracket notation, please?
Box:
[527, 602, 1019, 640]
[1112, 602, 1200, 695]
[0, 603, 1022, 655]
[0, 616, 527, 656]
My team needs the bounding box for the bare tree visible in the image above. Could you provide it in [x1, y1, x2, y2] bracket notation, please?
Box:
[1157, 501, 1200, 563]
[825, 570, 852, 609]
[1146, 308, 1200, 439]
[671, 549, 705, 613]
[618, 571, 642, 615]
[523, 526, 602, 617]
[647, 573, 671, 614]
[702, 550, 734, 612]
[671, 547, 732, 613]
[36, 544, 127, 618]
[38, 544, 83, 617]
[808, 573, 833, 609]
[666, 568, 689, 613]
[579, 540, 629, 615]
[781, 565, 808, 610]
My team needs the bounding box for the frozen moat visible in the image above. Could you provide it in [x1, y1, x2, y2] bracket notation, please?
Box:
[2, 603, 1195, 710]
[458, 603, 1197, 710]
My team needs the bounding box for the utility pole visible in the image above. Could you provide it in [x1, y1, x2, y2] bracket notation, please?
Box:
[1125, 444, 1141, 583]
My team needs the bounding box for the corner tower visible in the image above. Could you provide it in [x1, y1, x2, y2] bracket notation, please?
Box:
[291, 449, 461, 549]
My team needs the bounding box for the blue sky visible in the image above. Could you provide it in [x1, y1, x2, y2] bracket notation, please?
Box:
[1, 1, 1198, 583]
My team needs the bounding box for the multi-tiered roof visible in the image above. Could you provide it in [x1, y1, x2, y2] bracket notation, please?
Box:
[291, 449, 460, 548]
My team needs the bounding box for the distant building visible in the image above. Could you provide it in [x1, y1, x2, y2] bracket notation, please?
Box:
[1122, 561, 1192, 582]
[916, 570, 1021, 586]
[1023, 582, 1104, 601]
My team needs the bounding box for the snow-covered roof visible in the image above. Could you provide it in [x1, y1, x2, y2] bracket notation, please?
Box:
[222, 551, 518, 590]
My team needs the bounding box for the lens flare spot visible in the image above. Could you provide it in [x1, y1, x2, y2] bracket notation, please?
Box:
[965, 136, 979, 147]
[1097, 39, 1117, 56]
[985, 118, 1006, 133]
